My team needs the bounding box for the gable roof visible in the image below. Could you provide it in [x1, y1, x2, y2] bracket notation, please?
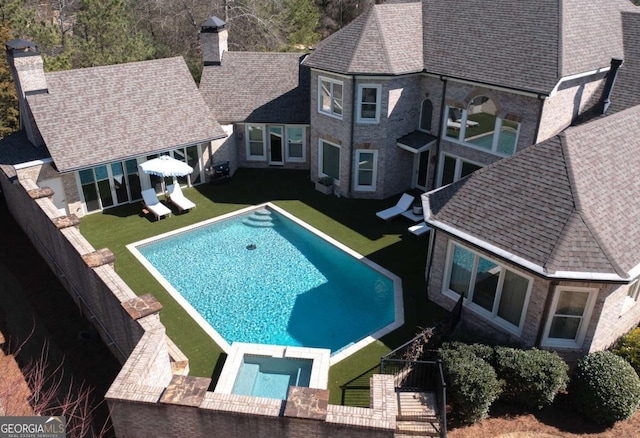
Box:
[305, 0, 635, 94]
[302, 2, 424, 75]
[425, 104, 640, 280]
[199, 52, 310, 125]
[26, 57, 225, 173]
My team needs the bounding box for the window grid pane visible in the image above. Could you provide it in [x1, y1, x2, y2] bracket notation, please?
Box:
[321, 141, 340, 181]
[448, 245, 473, 298]
[471, 257, 499, 312]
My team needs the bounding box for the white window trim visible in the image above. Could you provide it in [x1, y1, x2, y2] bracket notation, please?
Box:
[285, 126, 306, 163]
[354, 149, 378, 191]
[442, 104, 520, 157]
[442, 241, 533, 335]
[356, 84, 381, 124]
[541, 286, 598, 349]
[437, 153, 483, 187]
[245, 124, 266, 161]
[318, 138, 341, 184]
[318, 76, 343, 119]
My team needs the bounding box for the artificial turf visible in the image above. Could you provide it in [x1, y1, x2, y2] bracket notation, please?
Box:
[79, 168, 448, 405]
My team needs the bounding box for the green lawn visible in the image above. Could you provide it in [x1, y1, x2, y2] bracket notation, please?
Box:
[79, 168, 448, 405]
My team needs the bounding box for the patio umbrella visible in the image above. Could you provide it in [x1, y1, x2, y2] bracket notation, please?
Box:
[139, 155, 193, 194]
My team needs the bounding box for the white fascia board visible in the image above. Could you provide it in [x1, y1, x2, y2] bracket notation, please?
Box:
[14, 157, 54, 170]
[424, 214, 628, 282]
[548, 66, 611, 97]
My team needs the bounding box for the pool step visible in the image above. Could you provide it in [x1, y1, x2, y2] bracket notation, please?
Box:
[242, 208, 276, 227]
[231, 363, 259, 396]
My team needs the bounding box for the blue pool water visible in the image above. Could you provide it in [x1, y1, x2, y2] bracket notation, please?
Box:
[232, 356, 312, 400]
[470, 129, 517, 155]
[136, 207, 395, 354]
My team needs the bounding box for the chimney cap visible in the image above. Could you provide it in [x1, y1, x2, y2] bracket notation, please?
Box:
[201, 16, 226, 32]
[5, 39, 40, 56]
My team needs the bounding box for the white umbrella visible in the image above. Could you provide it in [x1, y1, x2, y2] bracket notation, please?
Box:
[139, 155, 193, 194]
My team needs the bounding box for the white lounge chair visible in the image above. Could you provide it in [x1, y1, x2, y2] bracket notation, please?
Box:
[141, 188, 172, 221]
[167, 184, 196, 213]
[376, 193, 415, 221]
[409, 222, 432, 237]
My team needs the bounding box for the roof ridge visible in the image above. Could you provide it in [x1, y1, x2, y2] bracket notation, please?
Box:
[373, 5, 393, 74]
[560, 131, 628, 277]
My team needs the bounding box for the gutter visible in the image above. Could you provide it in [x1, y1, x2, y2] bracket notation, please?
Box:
[425, 216, 628, 282]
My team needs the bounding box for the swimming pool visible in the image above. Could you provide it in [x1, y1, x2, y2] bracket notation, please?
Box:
[232, 356, 312, 400]
[469, 129, 517, 155]
[128, 203, 403, 364]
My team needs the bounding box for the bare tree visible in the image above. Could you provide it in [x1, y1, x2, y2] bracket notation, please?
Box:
[1, 330, 111, 438]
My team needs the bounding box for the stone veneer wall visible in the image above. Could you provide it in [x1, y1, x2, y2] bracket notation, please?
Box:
[0, 171, 399, 438]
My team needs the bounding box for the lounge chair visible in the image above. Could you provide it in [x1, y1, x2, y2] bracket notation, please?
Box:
[376, 193, 414, 221]
[167, 184, 196, 213]
[141, 188, 172, 221]
[408, 222, 432, 237]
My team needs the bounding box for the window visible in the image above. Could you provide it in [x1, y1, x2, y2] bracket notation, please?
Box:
[420, 99, 433, 132]
[354, 149, 377, 191]
[319, 139, 340, 183]
[357, 84, 381, 123]
[246, 125, 266, 160]
[286, 127, 306, 162]
[439, 154, 482, 186]
[443, 97, 520, 156]
[444, 242, 532, 333]
[318, 76, 343, 118]
[542, 287, 597, 349]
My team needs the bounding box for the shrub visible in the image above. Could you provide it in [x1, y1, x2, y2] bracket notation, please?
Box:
[572, 351, 640, 425]
[440, 341, 495, 364]
[439, 346, 502, 425]
[494, 347, 569, 410]
[612, 327, 640, 375]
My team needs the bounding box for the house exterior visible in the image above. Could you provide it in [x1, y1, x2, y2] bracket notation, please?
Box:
[198, 18, 311, 174]
[299, 0, 636, 199]
[421, 9, 640, 357]
[2, 39, 226, 217]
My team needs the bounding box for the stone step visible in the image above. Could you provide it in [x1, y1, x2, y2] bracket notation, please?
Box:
[396, 420, 440, 437]
[396, 391, 438, 419]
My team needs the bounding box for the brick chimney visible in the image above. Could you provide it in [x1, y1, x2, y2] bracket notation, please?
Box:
[5, 39, 47, 145]
[200, 16, 228, 66]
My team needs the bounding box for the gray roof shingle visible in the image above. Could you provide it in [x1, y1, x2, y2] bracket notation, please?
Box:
[426, 104, 640, 278]
[199, 52, 310, 124]
[26, 57, 226, 173]
[302, 2, 424, 75]
[609, 11, 640, 114]
[305, 0, 635, 94]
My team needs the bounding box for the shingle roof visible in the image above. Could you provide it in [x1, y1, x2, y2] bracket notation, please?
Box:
[26, 57, 226, 173]
[305, 0, 635, 93]
[609, 11, 640, 114]
[426, 104, 640, 278]
[302, 2, 424, 75]
[0, 131, 50, 178]
[199, 52, 310, 124]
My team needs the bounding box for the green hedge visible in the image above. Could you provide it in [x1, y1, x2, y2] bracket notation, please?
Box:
[439, 344, 502, 425]
[494, 347, 569, 410]
[612, 327, 640, 375]
[572, 351, 640, 425]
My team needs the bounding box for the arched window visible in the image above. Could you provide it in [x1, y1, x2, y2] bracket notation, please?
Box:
[420, 99, 433, 132]
[443, 95, 520, 156]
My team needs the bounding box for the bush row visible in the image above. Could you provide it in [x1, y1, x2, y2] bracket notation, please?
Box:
[440, 341, 640, 426]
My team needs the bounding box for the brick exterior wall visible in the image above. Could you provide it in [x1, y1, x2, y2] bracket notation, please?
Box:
[427, 231, 640, 360]
[537, 76, 606, 142]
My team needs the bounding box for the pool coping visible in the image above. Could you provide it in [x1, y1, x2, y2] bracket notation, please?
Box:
[213, 343, 331, 396]
[126, 202, 404, 366]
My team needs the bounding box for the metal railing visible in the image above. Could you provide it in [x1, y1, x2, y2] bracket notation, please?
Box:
[380, 332, 447, 437]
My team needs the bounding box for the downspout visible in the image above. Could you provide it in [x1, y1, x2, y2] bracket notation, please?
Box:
[533, 94, 546, 144]
[424, 218, 437, 298]
[598, 58, 623, 115]
[430, 77, 448, 190]
[346, 75, 356, 197]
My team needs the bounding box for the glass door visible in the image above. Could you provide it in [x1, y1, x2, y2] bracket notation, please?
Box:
[268, 126, 284, 165]
[414, 150, 430, 191]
